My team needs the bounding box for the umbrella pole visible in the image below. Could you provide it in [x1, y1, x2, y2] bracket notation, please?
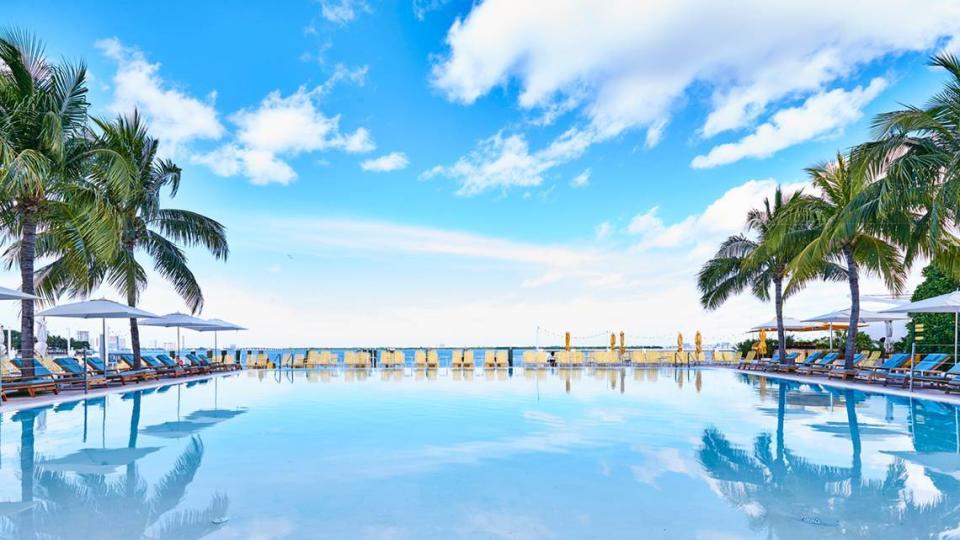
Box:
[177, 327, 181, 362]
[102, 318, 108, 370]
[955, 312, 958, 367]
[829, 323, 833, 351]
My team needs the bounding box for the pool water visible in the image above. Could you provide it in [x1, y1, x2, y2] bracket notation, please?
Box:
[1, 368, 959, 539]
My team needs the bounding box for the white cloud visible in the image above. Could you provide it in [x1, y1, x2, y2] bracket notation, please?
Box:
[432, 0, 960, 164]
[594, 221, 611, 240]
[626, 179, 808, 256]
[361, 152, 410, 172]
[96, 38, 224, 155]
[691, 78, 887, 168]
[422, 127, 595, 195]
[193, 84, 374, 185]
[320, 0, 369, 24]
[264, 217, 595, 268]
[570, 169, 590, 188]
[412, 0, 451, 21]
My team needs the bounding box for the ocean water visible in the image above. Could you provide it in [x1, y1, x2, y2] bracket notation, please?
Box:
[0, 367, 957, 539]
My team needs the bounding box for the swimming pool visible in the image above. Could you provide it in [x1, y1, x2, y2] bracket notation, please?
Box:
[1, 367, 957, 539]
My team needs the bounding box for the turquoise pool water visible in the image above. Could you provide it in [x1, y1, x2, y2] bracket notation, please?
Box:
[1, 368, 958, 539]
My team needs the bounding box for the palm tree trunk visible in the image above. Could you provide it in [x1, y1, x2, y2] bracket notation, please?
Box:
[126, 245, 142, 370]
[844, 389, 862, 490]
[128, 293, 142, 370]
[774, 276, 789, 365]
[843, 245, 860, 370]
[19, 212, 37, 378]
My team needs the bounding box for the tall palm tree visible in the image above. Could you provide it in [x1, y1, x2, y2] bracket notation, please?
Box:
[0, 30, 126, 377]
[855, 53, 960, 275]
[38, 112, 229, 369]
[783, 153, 908, 369]
[697, 187, 842, 364]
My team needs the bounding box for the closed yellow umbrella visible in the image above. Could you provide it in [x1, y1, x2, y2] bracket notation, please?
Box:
[610, 333, 616, 351]
[564, 332, 570, 351]
[619, 331, 625, 356]
[757, 329, 768, 356]
[695, 331, 703, 356]
[676, 332, 683, 364]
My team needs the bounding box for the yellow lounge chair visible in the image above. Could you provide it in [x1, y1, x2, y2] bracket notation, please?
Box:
[427, 350, 439, 368]
[414, 350, 427, 368]
[483, 350, 496, 368]
[463, 350, 476, 368]
[495, 350, 509, 368]
[450, 350, 464, 368]
[293, 353, 306, 369]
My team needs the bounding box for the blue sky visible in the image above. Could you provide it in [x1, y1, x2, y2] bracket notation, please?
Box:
[3, 0, 960, 348]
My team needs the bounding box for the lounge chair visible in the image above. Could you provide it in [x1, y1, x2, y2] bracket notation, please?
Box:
[495, 350, 509, 368]
[6, 358, 60, 398]
[52, 357, 111, 389]
[450, 350, 464, 368]
[737, 351, 758, 369]
[463, 350, 476, 368]
[427, 350, 440, 369]
[853, 353, 912, 383]
[780, 351, 823, 370]
[414, 350, 427, 368]
[154, 353, 196, 375]
[796, 352, 840, 373]
[483, 350, 496, 369]
[524, 350, 548, 368]
[760, 352, 800, 371]
[84, 357, 154, 384]
[137, 355, 185, 377]
[918, 361, 960, 390]
[882, 353, 950, 387]
[187, 353, 225, 373]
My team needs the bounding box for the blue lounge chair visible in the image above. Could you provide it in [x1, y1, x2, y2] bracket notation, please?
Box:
[797, 352, 840, 373]
[855, 353, 912, 382]
[6, 359, 60, 398]
[883, 353, 950, 387]
[84, 357, 154, 384]
[155, 353, 200, 375]
[53, 357, 110, 389]
[187, 353, 220, 372]
[140, 355, 186, 376]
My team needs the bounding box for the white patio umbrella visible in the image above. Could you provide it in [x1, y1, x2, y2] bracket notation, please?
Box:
[191, 318, 246, 362]
[803, 309, 908, 350]
[749, 317, 834, 332]
[880, 291, 960, 360]
[37, 299, 158, 381]
[0, 285, 37, 301]
[138, 312, 212, 360]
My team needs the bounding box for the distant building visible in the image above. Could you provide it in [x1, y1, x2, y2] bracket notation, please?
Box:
[76, 330, 89, 342]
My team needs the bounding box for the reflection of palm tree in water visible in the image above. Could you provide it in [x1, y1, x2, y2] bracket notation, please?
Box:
[698, 384, 960, 539]
[6, 393, 228, 539]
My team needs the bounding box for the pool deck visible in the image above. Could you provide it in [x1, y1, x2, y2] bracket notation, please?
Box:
[0, 370, 233, 413]
[4, 365, 960, 412]
[722, 365, 960, 405]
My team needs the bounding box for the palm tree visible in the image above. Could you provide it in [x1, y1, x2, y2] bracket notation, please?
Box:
[38, 112, 229, 369]
[783, 153, 908, 369]
[0, 30, 126, 376]
[697, 187, 843, 364]
[856, 53, 960, 273]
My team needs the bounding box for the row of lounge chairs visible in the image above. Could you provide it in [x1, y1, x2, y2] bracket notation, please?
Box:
[1, 352, 239, 401]
[249, 348, 711, 370]
[739, 350, 960, 391]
